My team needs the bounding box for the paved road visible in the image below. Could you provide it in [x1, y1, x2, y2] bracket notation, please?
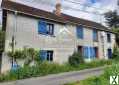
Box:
[0, 67, 105, 85]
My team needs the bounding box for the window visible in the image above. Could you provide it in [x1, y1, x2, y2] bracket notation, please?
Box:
[83, 46, 98, 59]
[83, 46, 89, 59]
[40, 50, 53, 61]
[38, 20, 54, 35]
[76, 26, 83, 39]
[46, 23, 54, 35]
[107, 48, 112, 59]
[93, 29, 98, 41]
[94, 47, 99, 59]
[107, 33, 111, 42]
[78, 46, 83, 55]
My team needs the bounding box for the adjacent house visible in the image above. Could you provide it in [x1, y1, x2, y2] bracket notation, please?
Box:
[1, 0, 116, 73]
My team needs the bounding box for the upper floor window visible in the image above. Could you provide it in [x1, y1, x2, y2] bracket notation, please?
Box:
[76, 26, 84, 39]
[93, 29, 98, 41]
[107, 33, 111, 42]
[38, 19, 54, 35]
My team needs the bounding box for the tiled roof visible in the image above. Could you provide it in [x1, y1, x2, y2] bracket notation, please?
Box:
[1, 0, 113, 33]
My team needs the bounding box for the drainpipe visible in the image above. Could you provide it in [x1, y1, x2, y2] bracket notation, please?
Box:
[11, 11, 17, 67]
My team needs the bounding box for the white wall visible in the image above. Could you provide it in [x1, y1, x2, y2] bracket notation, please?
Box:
[1, 12, 116, 72]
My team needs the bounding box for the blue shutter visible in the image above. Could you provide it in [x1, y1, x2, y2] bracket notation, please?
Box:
[90, 47, 95, 59]
[83, 46, 89, 59]
[89, 47, 92, 59]
[76, 26, 83, 39]
[108, 49, 112, 59]
[40, 50, 47, 61]
[38, 20, 47, 34]
[93, 29, 97, 41]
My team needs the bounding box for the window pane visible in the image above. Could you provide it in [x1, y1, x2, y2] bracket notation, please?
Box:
[46, 23, 54, 35]
[107, 33, 111, 42]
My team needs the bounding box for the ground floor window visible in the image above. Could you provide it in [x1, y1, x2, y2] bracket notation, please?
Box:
[40, 50, 53, 61]
[107, 48, 112, 59]
[78, 46, 98, 59]
[77, 46, 83, 55]
[94, 47, 99, 59]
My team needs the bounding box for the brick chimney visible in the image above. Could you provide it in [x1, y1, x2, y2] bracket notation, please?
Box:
[54, 0, 62, 16]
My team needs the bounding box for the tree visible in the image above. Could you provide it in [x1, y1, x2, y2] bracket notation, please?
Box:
[104, 11, 119, 28]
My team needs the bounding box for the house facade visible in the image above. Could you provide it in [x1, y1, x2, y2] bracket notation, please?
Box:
[1, 0, 116, 73]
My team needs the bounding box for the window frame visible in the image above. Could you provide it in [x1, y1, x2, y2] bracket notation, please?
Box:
[38, 20, 54, 36]
[40, 50, 53, 62]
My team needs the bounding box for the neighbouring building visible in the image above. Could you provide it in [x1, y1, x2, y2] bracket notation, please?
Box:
[0, 0, 116, 73]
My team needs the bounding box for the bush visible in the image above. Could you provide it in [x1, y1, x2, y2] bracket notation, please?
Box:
[112, 46, 119, 60]
[68, 52, 84, 66]
[7, 48, 40, 66]
[0, 59, 113, 82]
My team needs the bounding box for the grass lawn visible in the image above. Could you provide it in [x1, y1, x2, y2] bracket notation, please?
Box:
[65, 62, 119, 85]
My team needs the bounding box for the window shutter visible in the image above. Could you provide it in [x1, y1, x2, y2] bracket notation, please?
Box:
[40, 50, 47, 61]
[76, 26, 83, 39]
[108, 49, 112, 59]
[38, 20, 47, 34]
[83, 46, 88, 59]
[93, 29, 97, 41]
[90, 47, 94, 59]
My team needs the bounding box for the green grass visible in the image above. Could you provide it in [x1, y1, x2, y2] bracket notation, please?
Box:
[66, 62, 119, 85]
[0, 60, 113, 82]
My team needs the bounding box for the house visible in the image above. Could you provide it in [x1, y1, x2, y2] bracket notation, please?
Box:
[1, 0, 116, 73]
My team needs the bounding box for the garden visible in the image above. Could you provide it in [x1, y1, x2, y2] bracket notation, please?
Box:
[0, 47, 114, 82]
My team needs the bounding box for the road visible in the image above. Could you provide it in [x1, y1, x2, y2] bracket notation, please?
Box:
[0, 67, 105, 85]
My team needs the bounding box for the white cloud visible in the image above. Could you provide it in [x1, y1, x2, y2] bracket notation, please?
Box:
[0, 0, 118, 25]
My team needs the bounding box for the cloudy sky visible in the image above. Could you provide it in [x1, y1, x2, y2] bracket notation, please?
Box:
[0, 0, 118, 25]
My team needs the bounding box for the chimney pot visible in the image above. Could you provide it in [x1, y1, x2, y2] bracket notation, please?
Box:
[54, 3, 61, 16]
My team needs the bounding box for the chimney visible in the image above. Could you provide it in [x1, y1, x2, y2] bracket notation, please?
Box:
[54, 0, 62, 16]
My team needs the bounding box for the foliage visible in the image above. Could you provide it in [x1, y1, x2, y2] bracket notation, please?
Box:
[112, 46, 119, 60]
[104, 11, 119, 45]
[0, 31, 5, 53]
[104, 11, 119, 28]
[0, 60, 113, 82]
[66, 63, 119, 85]
[68, 52, 84, 66]
[7, 48, 40, 65]
[112, 28, 119, 45]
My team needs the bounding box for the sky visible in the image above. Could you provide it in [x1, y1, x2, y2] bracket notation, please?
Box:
[0, 0, 118, 25]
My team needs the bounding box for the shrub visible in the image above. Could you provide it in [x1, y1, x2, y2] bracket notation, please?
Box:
[0, 59, 112, 82]
[112, 46, 119, 60]
[7, 48, 40, 66]
[68, 52, 84, 66]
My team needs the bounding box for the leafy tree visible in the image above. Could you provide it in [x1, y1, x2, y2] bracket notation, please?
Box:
[104, 11, 119, 45]
[104, 11, 119, 28]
